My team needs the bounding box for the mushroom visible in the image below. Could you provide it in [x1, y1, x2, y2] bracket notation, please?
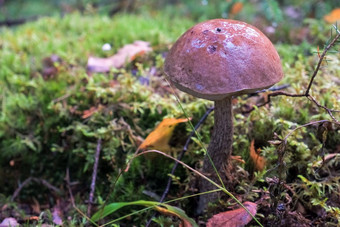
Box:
[164, 19, 283, 213]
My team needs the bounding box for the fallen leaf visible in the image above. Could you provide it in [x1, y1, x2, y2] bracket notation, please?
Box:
[87, 40, 152, 73]
[249, 139, 266, 171]
[207, 201, 257, 227]
[82, 105, 104, 119]
[324, 8, 340, 23]
[231, 155, 245, 164]
[31, 197, 41, 214]
[0, 217, 19, 227]
[139, 118, 190, 153]
[230, 2, 243, 15]
[52, 208, 63, 225]
[24, 216, 39, 221]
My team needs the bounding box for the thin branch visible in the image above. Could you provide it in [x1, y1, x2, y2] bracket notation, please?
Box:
[12, 177, 61, 201]
[87, 138, 102, 217]
[244, 30, 340, 121]
[11, 177, 33, 201]
[305, 31, 340, 96]
[243, 92, 306, 114]
[52, 93, 71, 103]
[160, 107, 214, 203]
[66, 168, 76, 207]
[282, 120, 337, 143]
[307, 95, 340, 123]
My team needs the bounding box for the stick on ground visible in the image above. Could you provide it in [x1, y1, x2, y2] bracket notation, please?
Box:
[87, 138, 102, 217]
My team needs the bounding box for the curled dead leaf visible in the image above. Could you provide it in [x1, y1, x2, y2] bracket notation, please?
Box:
[0, 218, 19, 227]
[231, 155, 245, 164]
[82, 105, 104, 119]
[87, 40, 152, 73]
[139, 118, 190, 153]
[324, 8, 340, 23]
[207, 201, 257, 227]
[249, 139, 266, 171]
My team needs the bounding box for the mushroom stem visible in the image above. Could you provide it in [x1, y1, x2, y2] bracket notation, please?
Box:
[197, 96, 233, 214]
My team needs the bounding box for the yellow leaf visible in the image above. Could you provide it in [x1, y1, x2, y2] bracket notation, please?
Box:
[249, 139, 266, 171]
[139, 118, 190, 153]
[324, 8, 340, 23]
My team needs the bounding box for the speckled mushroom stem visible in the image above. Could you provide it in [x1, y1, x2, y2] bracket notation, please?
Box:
[197, 96, 233, 214]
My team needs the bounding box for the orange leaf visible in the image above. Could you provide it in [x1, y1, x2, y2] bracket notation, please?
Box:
[207, 201, 257, 227]
[231, 155, 245, 164]
[82, 105, 104, 119]
[249, 139, 266, 171]
[324, 8, 340, 23]
[87, 40, 152, 73]
[139, 118, 190, 153]
[230, 2, 243, 15]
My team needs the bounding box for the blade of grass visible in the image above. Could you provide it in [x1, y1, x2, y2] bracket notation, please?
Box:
[98, 189, 222, 227]
[136, 150, 263, 227]
[165, 78, 226, 190]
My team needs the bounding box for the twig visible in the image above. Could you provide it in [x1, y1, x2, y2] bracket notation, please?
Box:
[66, 169, 99, 226]
[12, 177, 61, 201]
[242, 92, 306, 114]
[12, 177, 33, 201]
[305, 31, 340, 96]
[160, 107, 214, 203]
[274, 119, 340, 181]
[66, 168, 75, 207]
[282, 120, 340, 143]
[246, 84, 291, 98]
[307, 95, 339, 123]
[243, 30, 340, 121]
[87, 138, 102, 217]
[52, 93, 71, 103]
[38, 178, 61, 193]
[145, 107, 214, 227]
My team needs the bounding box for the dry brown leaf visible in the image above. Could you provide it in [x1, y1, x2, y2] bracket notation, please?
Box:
[81, 105, 104, 119]
[31, 197, 41, 214]
[231, 155, 245, 164]
[249, 139, 266, 171]
[0, 217, 19, 227]
[139, 118, 190, 153]
[87, 40, 152, 72]
[324, 8, 340, 23]
[52, 207, 63, 226]
[207, 201, 257, 227]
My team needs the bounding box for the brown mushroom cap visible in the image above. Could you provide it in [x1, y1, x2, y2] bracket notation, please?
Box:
[164, 19, 284, 101]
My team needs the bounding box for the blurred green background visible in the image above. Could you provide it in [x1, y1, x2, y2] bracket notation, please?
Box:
[1, 0, 339, 44]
